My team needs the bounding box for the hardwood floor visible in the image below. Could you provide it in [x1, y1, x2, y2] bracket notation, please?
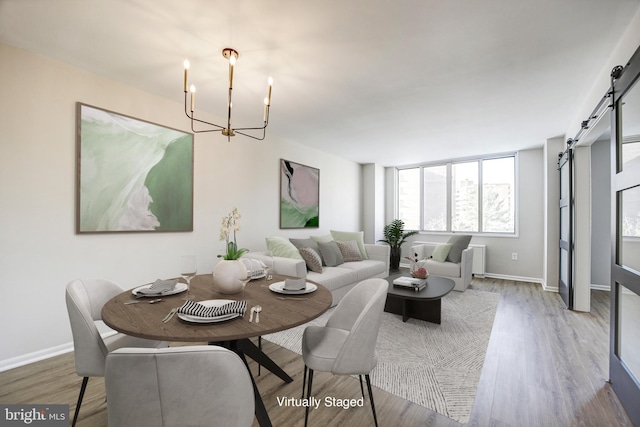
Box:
[0, 278, 633, 426]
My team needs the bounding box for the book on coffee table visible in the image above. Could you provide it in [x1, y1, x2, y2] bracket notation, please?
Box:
[393, 276, 427, 291]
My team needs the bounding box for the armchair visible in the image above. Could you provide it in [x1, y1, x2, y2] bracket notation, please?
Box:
[411, 242, 474, 291]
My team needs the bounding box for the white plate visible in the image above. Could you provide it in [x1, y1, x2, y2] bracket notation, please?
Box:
[269, 281, 317, 295]
[177, 299, 242, 323]
[132, 282, 188, 297]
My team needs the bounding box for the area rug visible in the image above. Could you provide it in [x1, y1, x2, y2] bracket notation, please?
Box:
[263, 288, 501, 424]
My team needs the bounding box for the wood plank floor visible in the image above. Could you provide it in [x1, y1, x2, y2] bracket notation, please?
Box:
[0, 278, 633, 426]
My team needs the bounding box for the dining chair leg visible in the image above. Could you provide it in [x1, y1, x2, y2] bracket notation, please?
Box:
[304, 369, 314, 427]
[302, 365, 307, 398]
[359, 375, 365, 398]
[365, 374, 378, 427]
[258, 336, 262, 376]
[71, 376, 89, 427]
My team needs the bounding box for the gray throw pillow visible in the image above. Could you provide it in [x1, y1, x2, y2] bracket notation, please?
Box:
[446, 235, 472, 263]
[290, 238, 323, 264]
[317, 241, 344, 267]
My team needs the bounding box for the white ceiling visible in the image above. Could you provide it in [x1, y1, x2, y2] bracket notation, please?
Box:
[1, 0, 639, 166]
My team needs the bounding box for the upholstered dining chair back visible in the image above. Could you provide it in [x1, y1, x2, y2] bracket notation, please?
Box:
[105, 346, 255, 427]
[65, 279, 167, 427]
[325, 278, 388, 375]
[301, 278, 388, 426]
[66, 279, 122, 377]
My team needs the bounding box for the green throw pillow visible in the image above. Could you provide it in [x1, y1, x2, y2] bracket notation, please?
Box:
[432, 244, 452, 262]
[310, 234, 334, 243]
[265, 236, 303, 259]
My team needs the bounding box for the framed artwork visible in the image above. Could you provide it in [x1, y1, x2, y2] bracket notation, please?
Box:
[280, 159, 319, 228]
[76, 103, 194, 233]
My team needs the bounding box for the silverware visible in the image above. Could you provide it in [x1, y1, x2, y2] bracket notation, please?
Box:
[162, 308, 178, 323]
[254, 305, 262, 323]
[125, 298, 163, 305]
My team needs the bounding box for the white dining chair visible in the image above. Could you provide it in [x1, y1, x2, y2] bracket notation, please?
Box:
[104, 346, 255, 427]
[65, 279, 168, 427]
[301, 278, 388, 427]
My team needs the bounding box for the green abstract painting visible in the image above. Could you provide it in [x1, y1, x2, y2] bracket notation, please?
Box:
[76, 103, 193, 233]
[280, 159, 319, 228]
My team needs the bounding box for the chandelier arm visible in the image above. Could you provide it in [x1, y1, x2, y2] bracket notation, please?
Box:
[234, 130, 266, 141]
[231, 124, 268, 131]
[190, 116, 226, 130]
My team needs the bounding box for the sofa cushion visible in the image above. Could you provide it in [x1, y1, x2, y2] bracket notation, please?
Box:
[422, 259, 461, 277]
[432, 244, 452, 262]
[330, 230, 368, 260]
[299, 247, 323, 273]
[317, 241, 344, 267]
[336, 240, 362, 262]
[266, 236, 303, 259]
[339, 260, 387, 281]
[446, 235, 472, 263]
[307, 267, 359, 293]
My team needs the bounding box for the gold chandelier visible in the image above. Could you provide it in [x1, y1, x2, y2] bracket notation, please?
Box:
[183, 48, 272, 141]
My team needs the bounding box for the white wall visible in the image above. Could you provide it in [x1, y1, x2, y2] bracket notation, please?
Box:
[0, 43, 363, 367]
[543, 137, 564, 291]
[399, 149, 545, 282]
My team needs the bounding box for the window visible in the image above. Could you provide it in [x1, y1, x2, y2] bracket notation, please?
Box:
[423, 165, 447, 231]
[398, 168, 420, 231]
[452, 162, 479, 232]
[398, 155, 516, 234]
[483, 157, 515, 233]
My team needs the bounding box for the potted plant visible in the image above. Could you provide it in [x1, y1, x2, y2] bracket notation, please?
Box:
[378, 219, 419, 271]
[214, 208, 249, 294]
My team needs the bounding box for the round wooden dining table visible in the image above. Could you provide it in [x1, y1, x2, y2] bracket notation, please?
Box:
[102, 273, 332, 427]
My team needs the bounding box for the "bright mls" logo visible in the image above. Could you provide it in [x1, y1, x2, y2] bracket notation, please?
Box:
[0, 405, 68, 426]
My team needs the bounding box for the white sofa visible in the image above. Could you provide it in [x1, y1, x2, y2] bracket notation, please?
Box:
[411, 242, 474, 292]
[244, 244, 390, 307]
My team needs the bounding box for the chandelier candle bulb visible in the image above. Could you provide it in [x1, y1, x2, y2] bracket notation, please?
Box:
[264, 98, 269, 122]
[190, 85, 196, 112]
[183, 59, 190, 92]
[267, 77, 273, 105]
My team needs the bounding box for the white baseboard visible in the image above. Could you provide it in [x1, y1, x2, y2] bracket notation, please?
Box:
[484, 273, 552, 290]
[0, 330, 118, 373]
[591, 284, 611, 291]
[0, 343, 73, 373]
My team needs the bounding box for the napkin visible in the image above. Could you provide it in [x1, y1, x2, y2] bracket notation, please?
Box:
[177, 300, 247, 318]
[283, 278, 306, 291]
[241, 258, 267, 279]
[136, 279, 178, 295]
